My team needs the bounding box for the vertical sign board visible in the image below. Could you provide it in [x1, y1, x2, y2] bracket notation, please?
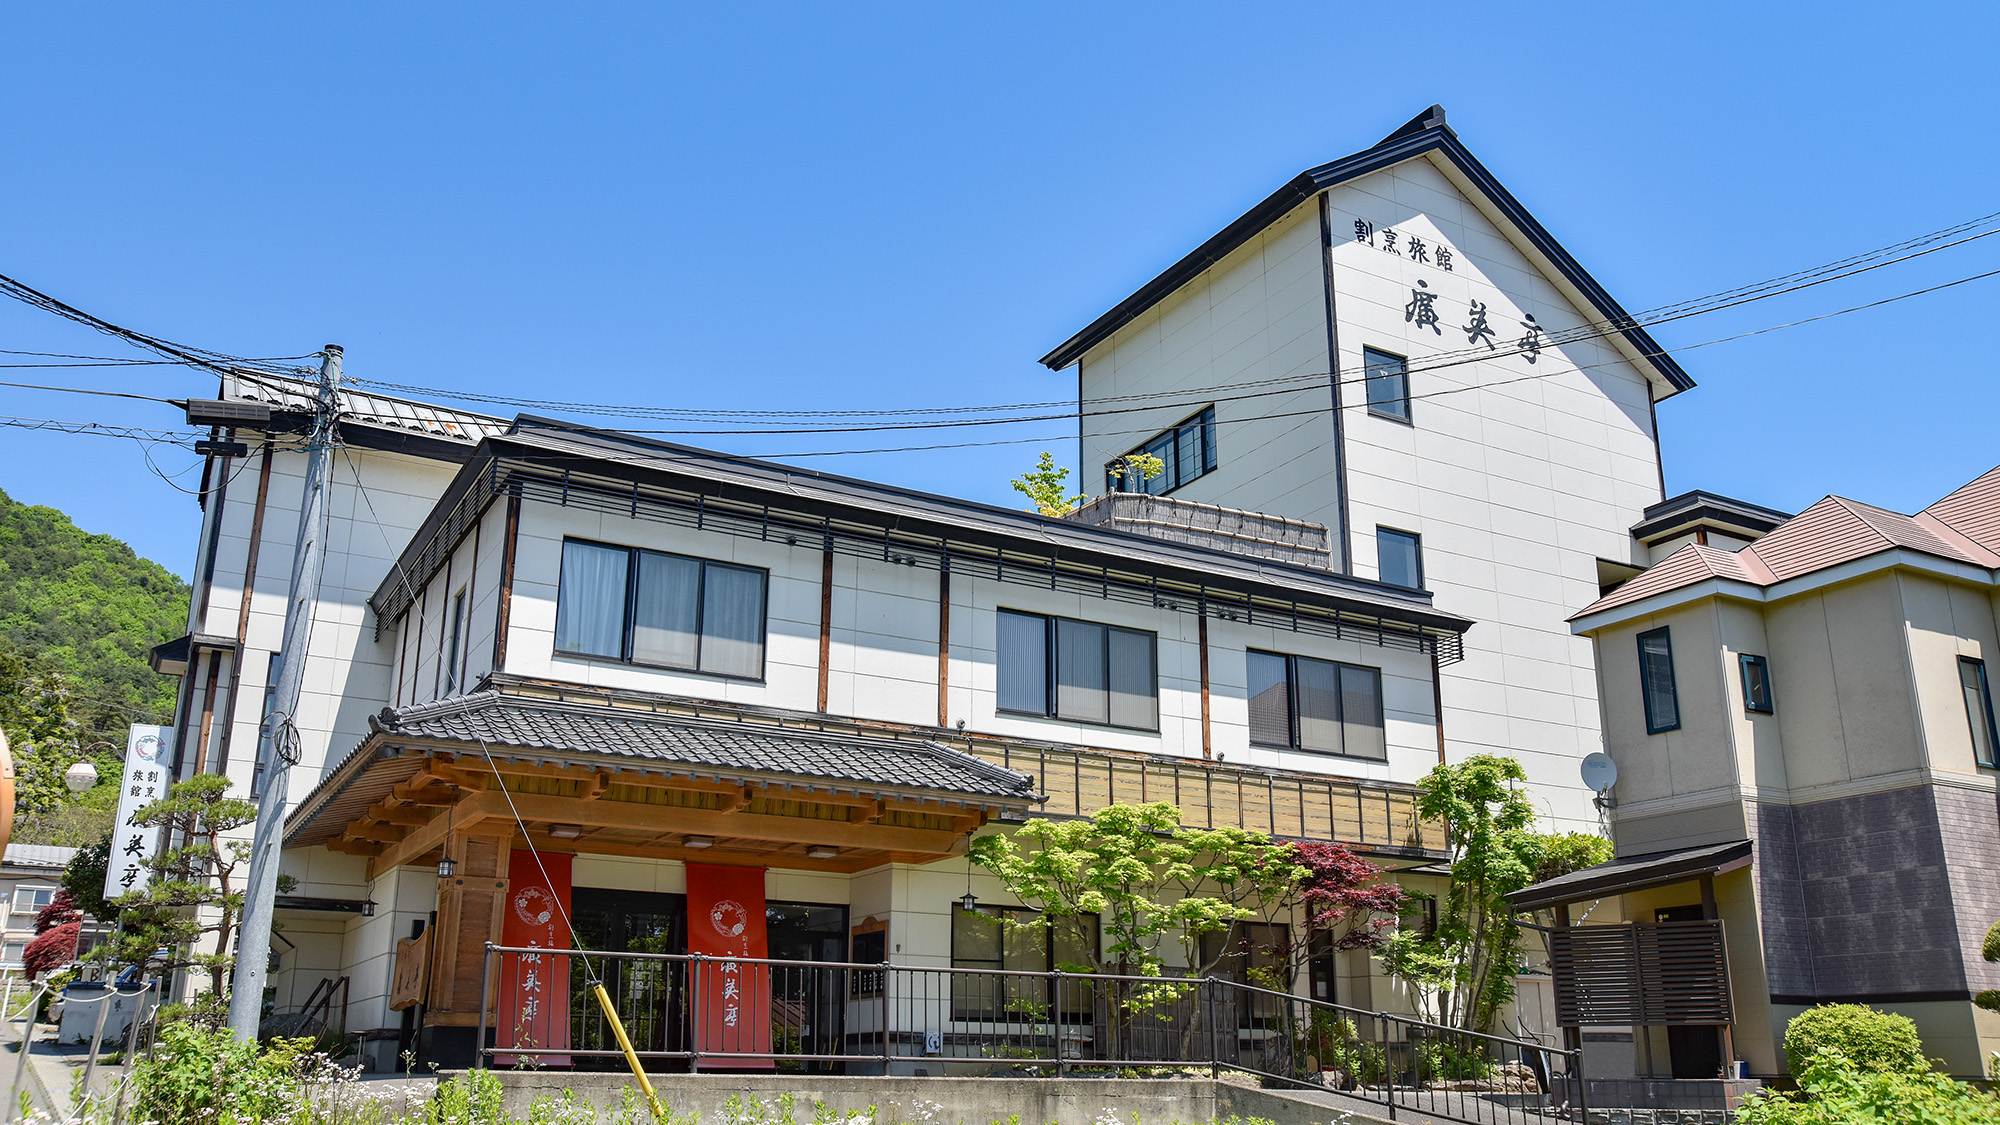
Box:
[104, 726, 170, 901]
[498, 850, 572, 1066]
[686, 862, 773, 1069]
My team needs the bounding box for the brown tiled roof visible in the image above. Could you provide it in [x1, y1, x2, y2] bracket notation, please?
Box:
[1924, 465, 2000, 555]
[1574, 466, 2000, 619]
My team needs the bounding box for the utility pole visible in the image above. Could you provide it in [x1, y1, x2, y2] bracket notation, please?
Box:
[227, 344, 341, 1038]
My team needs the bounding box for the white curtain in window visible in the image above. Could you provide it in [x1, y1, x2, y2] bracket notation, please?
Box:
[632, 552, 701, 668]
[1107, 627, 1157, 729]
[997, 611, 1047, 714]
[555, 541, 628, 657]
[1055, 618, 1108, 724]
[1294, 656, 1343, 753]
[698, 563, 766, 678]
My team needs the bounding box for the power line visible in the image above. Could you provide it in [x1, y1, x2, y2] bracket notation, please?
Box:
[0, 379, 182, 404]
[343, 209, 2000, 428]
[0, 270, 319, 378]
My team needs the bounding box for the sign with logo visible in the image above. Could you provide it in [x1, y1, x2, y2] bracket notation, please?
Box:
[497, 850, 572, 1066]
[686, 862, 772, 1069]
[103, 726, 170, 902]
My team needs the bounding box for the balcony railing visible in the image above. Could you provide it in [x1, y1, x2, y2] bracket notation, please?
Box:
[965, 741, 1445, 854]
[478, 943, 1581, 1125]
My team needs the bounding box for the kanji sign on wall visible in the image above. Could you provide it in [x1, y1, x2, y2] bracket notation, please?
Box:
[103, 725, 169, 901]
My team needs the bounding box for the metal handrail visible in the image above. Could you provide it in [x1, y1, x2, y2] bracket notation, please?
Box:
[468, 942, 1583, 1125]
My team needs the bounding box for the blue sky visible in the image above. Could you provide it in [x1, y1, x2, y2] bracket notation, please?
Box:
[2, 4, 1996, 578]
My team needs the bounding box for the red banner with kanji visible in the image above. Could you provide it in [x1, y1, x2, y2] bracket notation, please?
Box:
[686, 862, 772, 1069]
[498, 850, 572, 1067]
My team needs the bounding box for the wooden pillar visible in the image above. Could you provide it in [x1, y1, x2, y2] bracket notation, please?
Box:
[937, 564, 951, 728]
[817, 550, 834, 712]
[1197, 613, 1212, 759]
[424, 825, 514, 1026]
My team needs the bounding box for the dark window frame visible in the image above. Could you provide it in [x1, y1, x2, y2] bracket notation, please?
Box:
[443, 587, 467, 696]
[553, 536, 771, 683]
[996, 609, 1160, 733]
[1959, 656, 1999, 769]
[1106, 406, 1219, 495]
[1739, 653, 1774, 715]
[1376, 526, 1424, 590]
[950, 904, 1100, 1021]
[1363, 346, 1412, 424]
[1638, 627, 1681, 734]
[1245, 648, 1388, 761]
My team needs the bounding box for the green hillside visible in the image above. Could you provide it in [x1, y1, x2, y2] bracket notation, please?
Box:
[0, 485, 189, 752]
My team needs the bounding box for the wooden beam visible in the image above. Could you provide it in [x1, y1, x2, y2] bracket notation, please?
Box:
[462, 790, 963, 854]
[325, 838, 383, 857]
[343, 822, 410, 845]
[369, 800, 494, 879]
[530, 834, 884, 874]
[580, 771, 610, 801]
[363, 805, 434, 828]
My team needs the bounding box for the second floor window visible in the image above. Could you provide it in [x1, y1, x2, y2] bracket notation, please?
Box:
[1638, 627, 1680, 734]
[1107, 406, 1217, 495]
[996, 610, 1158, 731]
[443, 588, 466, 695]
[1960, 657, 1999, 768]
[555, 539, 768, 680]
[1364, 346, 1410, 422]
[1740, 654, 1774, 714]
[12, 887, 54, 915]
[1246, 650, 1386, 760]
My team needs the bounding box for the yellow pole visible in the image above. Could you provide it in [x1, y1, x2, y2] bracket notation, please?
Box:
[592, 982, 670, 1124]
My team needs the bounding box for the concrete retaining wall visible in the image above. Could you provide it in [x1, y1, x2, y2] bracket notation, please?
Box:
[479, 1073, 1392, 1125]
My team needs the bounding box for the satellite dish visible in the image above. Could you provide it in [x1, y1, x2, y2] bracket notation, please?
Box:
[1580, 752, 1618, 793]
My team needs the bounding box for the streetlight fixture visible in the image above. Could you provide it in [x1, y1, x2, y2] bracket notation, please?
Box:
[63, 760, 98, 794]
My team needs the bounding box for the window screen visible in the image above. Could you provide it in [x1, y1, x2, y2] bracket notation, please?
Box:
[1638, 628, 1680, 734]
[556, 539, 768, 679]
[997, 610, 1158, 731]
[1244, 651, 1386, 760]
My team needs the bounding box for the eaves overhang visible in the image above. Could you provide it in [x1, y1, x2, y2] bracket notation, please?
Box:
[1037, 106, 1695, 399]
[369, 419, 1474, 659]
[1570, 547, 2000, 634]
[1509, 839, 1753, 913]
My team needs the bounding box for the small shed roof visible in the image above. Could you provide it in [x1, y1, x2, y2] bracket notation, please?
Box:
[1508, 839, 1752, 912]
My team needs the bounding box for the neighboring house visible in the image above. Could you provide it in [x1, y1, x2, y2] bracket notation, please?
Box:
[0, 845, 101, 975]
[1041, 105, 1694, 833]
[1519, 468, 2000, 1079]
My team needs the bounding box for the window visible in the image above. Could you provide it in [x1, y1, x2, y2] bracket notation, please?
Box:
[443, 588, 466, 695]
[0, 943, 21, 966]
[996, 610, 1158, 730]
[12, 887, 54, 915]
[1364, 347, 1410, 422]
[1377, 527, 1423, 589]
[1246, 650, 1386, 760]
[1638, 627, 1680, 734]
[252, 653, 281, 798]
[1107, 406, 1217, 495]
[1740, 654, 1774, 715]
[555, 539, 768, 680]
[1201, 922, 1287, 1031]
[950, 905, 1098, 1020]
[1960, 657, 1999, 768]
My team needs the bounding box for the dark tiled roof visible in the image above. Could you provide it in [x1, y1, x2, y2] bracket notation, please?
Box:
[374, 691, 1039, 802]
[1508, 840, 1753, 911]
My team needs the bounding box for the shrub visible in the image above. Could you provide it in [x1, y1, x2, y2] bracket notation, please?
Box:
[1735, 1048, 2000, 1125]
[1413, 1037, 1493, 1082]
[1783, 1004, 1926, 1075]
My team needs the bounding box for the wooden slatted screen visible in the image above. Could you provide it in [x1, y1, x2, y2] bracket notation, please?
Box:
[1549, 920, 1733, 1027]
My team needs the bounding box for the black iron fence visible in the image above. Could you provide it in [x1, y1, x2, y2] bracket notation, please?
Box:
[477, 944, 1584, 1125]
